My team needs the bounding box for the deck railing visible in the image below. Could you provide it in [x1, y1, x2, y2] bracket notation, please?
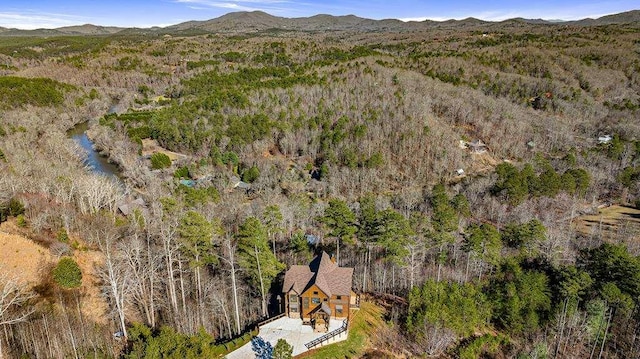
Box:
[304, 319, 348, 350]
[256, 313, 286, 328]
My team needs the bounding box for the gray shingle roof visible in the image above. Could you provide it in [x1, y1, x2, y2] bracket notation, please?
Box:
[282, 252, 353, 297]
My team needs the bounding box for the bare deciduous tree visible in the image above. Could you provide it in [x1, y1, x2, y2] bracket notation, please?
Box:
[0, 272, 35, 359]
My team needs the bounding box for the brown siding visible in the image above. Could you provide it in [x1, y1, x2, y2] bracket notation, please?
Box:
[300, 284, 328, 319]
[329, 294, 349, 318]
[285, 289, 351, 319]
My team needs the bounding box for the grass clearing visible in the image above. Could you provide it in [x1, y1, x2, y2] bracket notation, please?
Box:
[575, 205, 640, 240]
[142, 138, 188, 161]
[0, 220, 53, 284]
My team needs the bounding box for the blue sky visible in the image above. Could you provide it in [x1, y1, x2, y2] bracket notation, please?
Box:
[0, 0, 637, 29]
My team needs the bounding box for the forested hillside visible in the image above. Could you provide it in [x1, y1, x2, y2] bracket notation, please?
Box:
[0, 12, 639, 358]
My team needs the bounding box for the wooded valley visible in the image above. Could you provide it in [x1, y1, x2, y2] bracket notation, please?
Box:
[0, 10, 639, 358]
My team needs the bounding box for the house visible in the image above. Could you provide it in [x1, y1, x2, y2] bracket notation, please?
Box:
[598, 135, 612, 144]
[467, 139, 488, 154]
[282, 252, 355, 332]
[527, 141, 536, 150]
[117, 197, 146, 217]
[179, 179, 196, 188]
[230, 176, 251, 190]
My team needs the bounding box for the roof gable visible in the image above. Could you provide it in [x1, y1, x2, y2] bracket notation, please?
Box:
[283, 251, 353, 297]
[283, 265, 312, 294]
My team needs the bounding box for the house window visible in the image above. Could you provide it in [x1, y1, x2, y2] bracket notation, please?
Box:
[312, 297, 320, 304]
[336, 295, 342, 300]
[289, 295, 298, 303]
[290, 303, 298, 313]
[313, 291, 318, 295]
[303, 297, 309, 309]
[323, 298, 328, 302]
[336, 304, 343, 315]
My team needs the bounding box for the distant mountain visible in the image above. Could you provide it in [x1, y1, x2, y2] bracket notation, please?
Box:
[55, 24, 123, 35]
[165, 11, 411, 33]
[0, 9, 638, 37]
[0, 28, 65, 36]
[509, 17, 554, 25]
[570, 10, 640, 25]
[0, 24, 122, 37]
[150, 9, 640, 33]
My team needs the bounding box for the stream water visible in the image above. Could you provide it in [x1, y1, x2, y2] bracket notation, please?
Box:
[67, 121, 121, 180]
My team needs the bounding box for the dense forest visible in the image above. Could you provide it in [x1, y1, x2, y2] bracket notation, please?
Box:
[0, 11, 639, 358]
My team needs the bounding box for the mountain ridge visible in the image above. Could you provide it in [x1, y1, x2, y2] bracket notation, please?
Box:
[0, 9, 638, 36]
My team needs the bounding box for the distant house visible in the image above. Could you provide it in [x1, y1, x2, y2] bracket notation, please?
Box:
[179, 179, 196, 188]
[117, 197, 146, 217]
[598, 135, 613, 144]
[282, 252, 356, 332]
[230, 176, 251, 190]
[305, 234, 320, 246]
[467, 139, 488, 154]
[235, 181, 251, 190]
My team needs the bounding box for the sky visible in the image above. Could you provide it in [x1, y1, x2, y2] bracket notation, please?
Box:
[0, 0, 637, 29]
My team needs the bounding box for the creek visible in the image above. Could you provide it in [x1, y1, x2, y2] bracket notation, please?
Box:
[67, 107, 122, 180]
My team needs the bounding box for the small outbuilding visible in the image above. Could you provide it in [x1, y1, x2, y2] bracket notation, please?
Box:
[598, 135, 613, 144]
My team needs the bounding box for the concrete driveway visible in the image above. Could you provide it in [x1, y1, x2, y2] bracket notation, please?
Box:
[226, 317, 347, 358]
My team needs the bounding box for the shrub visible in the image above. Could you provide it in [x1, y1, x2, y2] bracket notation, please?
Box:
[52, 257, 82, 289]
[150, 152, 171, 169]
[251, 336, 273, 359]
[0, 198, 24, 223]
[57, 229, 69, 243]
[273, 339, 293, 359]
[8, 198, 25, 216]
[16, 214, 27, 227]
[88, 88, 99, 100]
[174, 166, 190, 179]
[221, 151, 239, 166]
[242, 166, 260, 183]
[125, 323, 254, 358]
